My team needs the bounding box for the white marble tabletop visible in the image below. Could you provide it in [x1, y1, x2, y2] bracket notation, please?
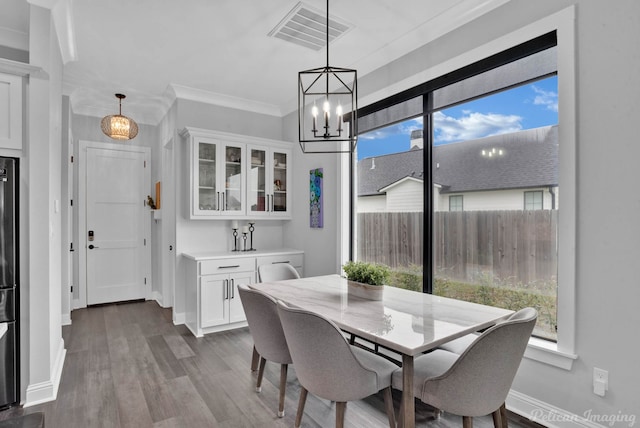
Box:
[251, 274, 513, 428]
[250, 274, 513, 356]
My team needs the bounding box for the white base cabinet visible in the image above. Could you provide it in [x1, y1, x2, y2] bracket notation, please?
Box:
[184, 249, 303, 337]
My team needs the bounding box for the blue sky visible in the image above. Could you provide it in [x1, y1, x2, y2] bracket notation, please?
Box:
[356, 75, 558, 160]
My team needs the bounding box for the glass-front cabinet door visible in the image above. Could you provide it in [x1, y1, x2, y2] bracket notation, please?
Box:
[197, 140, 219, 213]
[272, 150, 289, 214]
[249, 148, 267, 214]
[224, 145, 244, 213]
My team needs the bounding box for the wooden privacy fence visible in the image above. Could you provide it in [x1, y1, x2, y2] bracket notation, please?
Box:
[357, 210, 558, 284]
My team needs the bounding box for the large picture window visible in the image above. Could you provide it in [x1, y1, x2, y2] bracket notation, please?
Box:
[352, 32, 559, 341]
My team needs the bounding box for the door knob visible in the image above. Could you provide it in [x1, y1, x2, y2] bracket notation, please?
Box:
[88, 244, 99, 249]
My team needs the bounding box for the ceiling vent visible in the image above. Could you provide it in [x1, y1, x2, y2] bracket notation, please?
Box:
[268, 2, 352, 51]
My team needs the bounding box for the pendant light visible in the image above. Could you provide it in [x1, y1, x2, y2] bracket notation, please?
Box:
[101, 93, 139, 140]
[298, 0, 357, 153]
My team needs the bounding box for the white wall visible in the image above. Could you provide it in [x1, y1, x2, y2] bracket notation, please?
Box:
[23, 4, 65, 406]
[282, 113, 344, 277]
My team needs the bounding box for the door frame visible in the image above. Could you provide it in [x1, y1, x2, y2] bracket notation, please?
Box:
[76, 140, 151, 309]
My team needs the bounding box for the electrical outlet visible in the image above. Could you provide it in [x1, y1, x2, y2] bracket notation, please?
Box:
[593, 367, 608, 396]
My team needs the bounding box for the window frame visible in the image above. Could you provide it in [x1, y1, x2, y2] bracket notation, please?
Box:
[524, 190, 544, 210]
[449, 195, 464, 212]
[344, 7, 577, 370]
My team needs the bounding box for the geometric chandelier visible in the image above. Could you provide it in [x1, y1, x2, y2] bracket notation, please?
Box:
[101, 93, 139, 140]
[298, 0, 357, 154]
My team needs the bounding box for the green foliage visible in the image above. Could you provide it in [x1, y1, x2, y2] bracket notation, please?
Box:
[433, 277, 557, 339]
[388, 264, 423, 292]
[381, 266, 557, 340]
[342, 261, 390, 286]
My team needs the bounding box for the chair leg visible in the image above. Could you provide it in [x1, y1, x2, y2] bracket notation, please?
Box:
[382, 387, 396, 428]
[336, 402, 347, 428]
[500, 402, 508, 428]
[463, 416, 473, 428]
[398, 399, 403, 428]
[278, 364, 288, 417]
[251, 346, 260, 372]
[492, 409, 502, 428]
[256, 357, 266, 392]
[295, 387, 308, 428]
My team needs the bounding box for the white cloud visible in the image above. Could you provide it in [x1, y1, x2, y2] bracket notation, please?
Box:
[359, 117, 423, 140]
[532, 85, 558, 112]
[433, 111, 523, 143]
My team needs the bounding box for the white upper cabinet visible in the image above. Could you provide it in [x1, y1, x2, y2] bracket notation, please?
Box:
[0, 72, 23, 151]
[190, 136, 246, 217]
[182, 128, 293, 220]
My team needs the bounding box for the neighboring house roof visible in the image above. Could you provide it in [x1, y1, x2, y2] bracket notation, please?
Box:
[358, 147, 424, 196]
[357, 125, 558, 196]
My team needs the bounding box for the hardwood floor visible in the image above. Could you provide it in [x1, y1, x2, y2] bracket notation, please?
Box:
[0, 301, 538, 427]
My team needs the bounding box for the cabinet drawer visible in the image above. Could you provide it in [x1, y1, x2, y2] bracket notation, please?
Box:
[256, 253, 303, 269]
[200, 258, 255, 275]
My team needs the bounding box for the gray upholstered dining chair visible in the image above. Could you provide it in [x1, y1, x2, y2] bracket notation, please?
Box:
[250, 263, 300, 372]
[237, 285, 293, 417]
[257, 262, 300, 282]
[392, 307, 537, 428]
[276, 300, 398, 428]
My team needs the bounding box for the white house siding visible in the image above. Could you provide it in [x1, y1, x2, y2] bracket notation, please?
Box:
[385, 179, 424, 212]
[357, 194, 386, 212]
[435, 187, 557, 211]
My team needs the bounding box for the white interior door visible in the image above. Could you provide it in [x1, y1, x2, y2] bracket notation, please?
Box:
[86, 147, 147, 305]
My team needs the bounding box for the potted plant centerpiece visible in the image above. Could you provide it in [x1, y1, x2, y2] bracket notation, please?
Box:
[342, 261, 390, 301]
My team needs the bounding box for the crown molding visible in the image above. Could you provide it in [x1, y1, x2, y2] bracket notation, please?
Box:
[27, 0, 77, 64]
[169, 84, 283, 117]
[0, 58, 43, 77]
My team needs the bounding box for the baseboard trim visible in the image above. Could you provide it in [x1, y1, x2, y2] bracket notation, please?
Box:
[153, 291, 170, 308]
[173, 311, 185, 326]
[61, 313, 72, 326]
[508, 390, 606, 428]
[24, 338, 66, 407]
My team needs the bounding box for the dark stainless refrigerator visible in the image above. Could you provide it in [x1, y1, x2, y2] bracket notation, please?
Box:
[0, 157, 17, 409]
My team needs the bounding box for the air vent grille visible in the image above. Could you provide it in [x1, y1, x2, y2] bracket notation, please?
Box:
[268, 2, 351, 51]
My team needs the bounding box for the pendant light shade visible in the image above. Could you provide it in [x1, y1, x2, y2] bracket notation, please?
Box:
[101, 93, 139, 140]
[298, 0, 357, 154]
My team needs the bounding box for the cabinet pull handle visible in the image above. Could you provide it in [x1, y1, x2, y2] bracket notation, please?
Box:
[217, 192, 221, 211]
[218, 265, 240, 269]
[271, 194, 274, 212]
[230, 279, 235, 299]
[223, 279, 228, 300]
[272, 261, 290, 264]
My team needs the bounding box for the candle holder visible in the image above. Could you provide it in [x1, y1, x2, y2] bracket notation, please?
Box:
[248, 222, 256, 251]
[242, 232, 248, 252]
[231, 228, 239, 252]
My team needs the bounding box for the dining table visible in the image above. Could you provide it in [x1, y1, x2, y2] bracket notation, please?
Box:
[250, 274, 513, 428]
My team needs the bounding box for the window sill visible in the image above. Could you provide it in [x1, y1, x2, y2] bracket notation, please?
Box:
[524, 337, 577, 370]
